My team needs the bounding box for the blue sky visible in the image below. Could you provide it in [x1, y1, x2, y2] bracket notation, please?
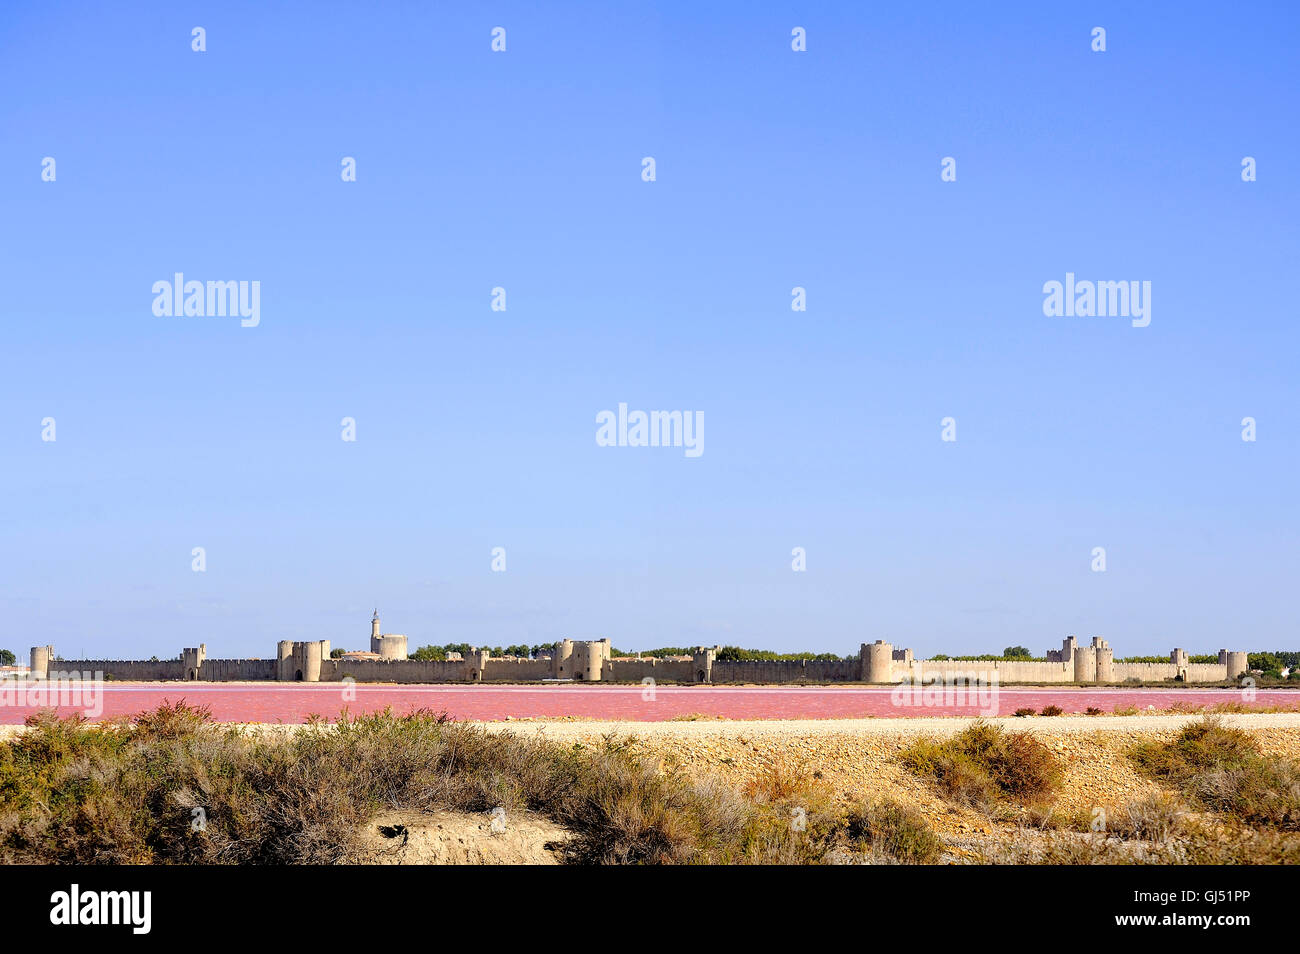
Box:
[1, 1, 1297, 660]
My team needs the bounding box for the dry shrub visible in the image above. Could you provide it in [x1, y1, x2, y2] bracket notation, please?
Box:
[1110, 791, 1186, 841]
[835, 800, 942, 864]
[901, 721, 1061, 808]
[1022, 802, 1093, 831]
[736, 797, 944, 866]
[1130, 717, 1300, 830]
[742, 761, 813, 803]
[0, 703, 941, 866]
[988, 822, 1300, 865]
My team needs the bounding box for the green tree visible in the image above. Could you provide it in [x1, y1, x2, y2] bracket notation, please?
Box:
[716, 646, 846, 662]
[0, 649, 16, 666]
[1249, 652, 1281, 674]
[1002, 646, 1031, 660]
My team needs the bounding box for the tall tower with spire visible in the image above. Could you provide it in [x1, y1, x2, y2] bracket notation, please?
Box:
[368, 610, 407, 659]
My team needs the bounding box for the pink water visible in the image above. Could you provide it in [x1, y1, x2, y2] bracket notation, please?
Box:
[1, 683, 1295, 723]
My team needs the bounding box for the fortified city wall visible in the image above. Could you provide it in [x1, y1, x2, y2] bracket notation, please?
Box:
[28, 625, 1251, 686]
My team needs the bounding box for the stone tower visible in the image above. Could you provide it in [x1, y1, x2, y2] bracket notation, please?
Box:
[1219, 649, 1249, 680]
[861, 640, 893, 683]
[29, 645, 54, 680]
[1092, 637, 1113, 682]
[369, 610, 408, 660]
[181, 644, 207, 681]
[1170, 647, 1189, 681]
[550, 638, 611, 680]
[276, 640, 293, 681]
[692, 646, 717, 683]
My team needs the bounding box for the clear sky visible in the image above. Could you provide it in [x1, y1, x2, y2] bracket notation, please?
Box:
[2, 2, 1297, 661]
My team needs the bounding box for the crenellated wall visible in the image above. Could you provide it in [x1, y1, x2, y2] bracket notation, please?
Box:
[867, 638, 1236, 685]
[898, 659, 1075, 684]
[1111, 662, 1226, 683]
[605, 657, 693, 682]
[323, 656, 556, 684]
[55, 658, 187, 681]
[200, 658, 277, 681]
[29, 635, 1249, 686]
[710, 657, 860, 684]
[326, 658, 478, 683]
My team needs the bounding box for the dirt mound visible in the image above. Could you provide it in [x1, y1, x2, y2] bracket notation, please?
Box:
[350, 810, 570, 864]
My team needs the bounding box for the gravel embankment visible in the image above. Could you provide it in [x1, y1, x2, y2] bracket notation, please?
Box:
[490, 714, 1300, 837]
[489, 711, 1300, 739]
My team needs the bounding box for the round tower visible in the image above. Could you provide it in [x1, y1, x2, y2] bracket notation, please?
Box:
[1074, 645, 1098, 683]
[1224, 651, 1249, 680]
[553, 638, 575, 678]
[29, 645, 52, 680]
[861, 641, 893, 683]
[576, 641, 604, 681]
[299, 641, 323, 683]
[1095, 646, 1113, 683]
[276, 640, 294, 681]
[1090, 637, 1112, 683]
